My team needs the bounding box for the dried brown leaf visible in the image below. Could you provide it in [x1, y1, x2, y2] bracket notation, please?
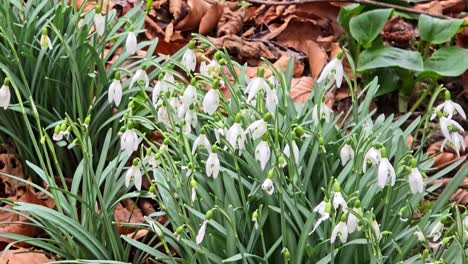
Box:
[217, 5, 244, 37]
[164, 23, 174, 43]
[169, 0, 188, 23]
[414, 1, 443, 15]
[0, 249, 54, 264]
[199, 2, 224, 35]
[175, 0, 211, 31]
[114, 199, 144, 235]
[290, 77, 314, 103]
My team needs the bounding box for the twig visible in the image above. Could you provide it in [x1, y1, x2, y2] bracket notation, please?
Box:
[244, 0, 452, 19]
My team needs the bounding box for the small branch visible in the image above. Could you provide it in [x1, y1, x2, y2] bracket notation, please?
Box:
[244, 0, 452, 19]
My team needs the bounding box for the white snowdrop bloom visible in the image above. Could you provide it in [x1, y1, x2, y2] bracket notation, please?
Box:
[183, 109, 198, 134]
[377, 158, 396, 189]
[252, 215, 259, 230]
[182, 48, 197, 72]
[120, 129, 140, 157]
[440, 117, 464, 140]
[283, 141, 299, 165]
[202, 89, 219, 116]
[125, 163, 142, 191]
[196, 220, 208, 244]
[246, 119, 268, 140]
[408, 167, 425, 194]
[317, 56, 344, 88]
[414, 230, 425, 242]
[162, 72, 175, 94]
[168, 96, 180, 110]
[53, 131, 65, 142]
[40, 29, 52, 50]
[157, 106, 171, 127]
[441, 131, 466, 157]
[347, 208, 362, 233]
[108, 79, 122, 107]
[191, 186, 197, 202]
[226, 122, 246, 152]
[126, 31, 138, 55]
[144, 153, 160, 168]
[200, 60, 220, 78]
[310, 201, 331, 234]
[0, 80, 11, 110]
[265, 89, 279, 113]
[149, 220, 163, 237]
[255, 140, 271, 170]
[94, 13, 105, 36]
[130, 69, 149, 89]
[192, 133, 211, 154]
[429, 221, 444, 241]
[152, 82, 163, 105]
[431, 98, 466, 120]
[371, 220, 382, 240]
[331, 221, 348, 243]
[340, 143, 354, 166]
[261, 178, 274, 195]
[362, 147, 381, 172]
[206, 152, 220, 179]
[332, 192, 348, 211]
[245, 77, 268, 103]
[312, 103, 333, 124]
[182, 84, 197, 107]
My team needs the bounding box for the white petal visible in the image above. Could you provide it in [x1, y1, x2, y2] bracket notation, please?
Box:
[0, 85, 11, 110]
[246, 120, 268, 140]
[265, 90, 279, 113]
[317, 58, 337, 83]
[182, 49, 197, 72]
[333, 60, 344, 88]
[371, 220, 381, 240]
[340, 144, 354, 166]
[196, 220, 208, 244]
[452, 101, 466, 119]
[333, 192, 347, 210]
[347, 213, 359, 233]
[206, 153, 220, 179]
[409, 168, 425, 194]
[94, 14, 105, 36]
[255, 140, 271, 170]
[126, 31, 138, 55]
[261, 178, 274, 195]
[202, 90, 219, 115]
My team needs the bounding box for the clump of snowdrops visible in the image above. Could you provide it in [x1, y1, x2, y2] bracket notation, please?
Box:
[115, 35, 467, 263]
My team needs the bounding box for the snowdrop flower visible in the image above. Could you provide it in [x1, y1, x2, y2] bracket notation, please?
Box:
[252, 210, 259, 230]
[283, 141, 299, 165]
[332, 191, 348, 211]
[149, 220, 163, 237]
[125, 159, 142, 191]
[192, 130, 211, 154]
[196, 210, 213, 244]
[175, 225, 184, 241]
[202, 89, 219, 116]
[265, 88, 279, 113]
[226, 118, 246, 152]
[152, 81, 164, 105]
[130, 66, 149, 89]
[52, 124, 66, 142]
[312, 103, 333, 124]
[377, 148, 396, 189]
[408, 163, 425, 194]
[371, 219, 382, 240]
[200, 53, 221, 78]
[363, 147, 381, 173]
[126, 29, 138, 55]
[206, 147, 220, 179]
[40, 27, 52, 50]
[347, 200, 362, 233]
[182, 83, 197, 108]
[93, 5, 105, 36]
[261, 177, 274, 195]
[441, 131, 466, 157]
[414, 230, 425, 242]
[144, 151, 161, 168]
[108, 73, 122, 107]
[331, 218, 348, 243]
[430, 91, 466, 120]
[246, 67, 268, 103]
[120, 127, 140, 157]
[340, 143, 354, 166]
[191, 179, 197, 202]
[310, 201, 331, 234]
[440, 117, 464, 140]
[182, 41, 197, 72]
[255, 139, 271, 170]
[246, 115, 269, 140]
[0, 78, 11, 110]
[183, 108, 198, 134]
[429, 221, 444, 241]
[157, 105, 171, 127]
[317, 51, 344, 88]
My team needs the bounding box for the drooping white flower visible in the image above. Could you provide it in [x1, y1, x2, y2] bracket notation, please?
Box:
[191, 179, 197, 202]
[200, 59, 220, 78]
[261, 178, 274, 195]
[130, 68, 149, 89]
[408, 167, 425, 194]
[245, 77, 268, 103]
[183, 109, 198, 134]
[347, 213, 359, 234]
[152, 82, 163, 105]
[340, 143, 354, 166]
[192, 133, 211, 154]
[108, 79, 122, 107]
[120, 129, 140, 156]
[94, 13, 105, 36]
[312, 103, 333, 124]
[196, 220, 208, 244]
[144, 152, 160, 168]
[126, 31, 138, 55]
[182, 84, 197, 107]
[252, 210, 259, 230]
[149, 220, 163, 237]
[429, 221, 444, 241]
[226, 122, 246, 152]
[265, 88, 279, 113]
[53, 131, 65, 142]
[431, 98, 466, 120]
[440, 117, 464, 140]
[182, 48, 197, 72]
[246, 119, 268, 140]
[206, 152, 220, 179]
[371, 220, 382, 240]
[125, 162, 142, 191]
[377, 158, 396, 189]
[332, 192, 348, 211]
[362, 147, 381, 172]
[283, 141, 299, 165]
[202, 89, 219, 116]
[441, 131, 466, 157]
[317, 56, 344, 88]
[0, 80, 11, 110]
[157, 105, 171, 127]
[255, 140, 271, 170]
[40, 28, 52, 50]
[310, 201, 331, 233]
[331, 221, 348, 243]
[414, 230, 425, 241]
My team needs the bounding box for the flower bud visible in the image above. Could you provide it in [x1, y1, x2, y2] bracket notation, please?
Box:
[380, 147, 387, 158]
[175, 225, 185, 235]
[340, 213, 347, 222]
[267, 169, 274, 179]
[3, 78, 9, 86]
[132, 158, 139, 166]
[257, 67, 265, 78]
[149, 185, 156, 193]
[282, 248, 290, 261]
[333, 180, 341, 192]
[163, 138, 170, 145]
[191, 179, 197, 188]
[263, 113, 272, 122]
[422, 249, 430, 258]
[294, 126, 305, 138]
[188, 40, 196, 49]
[410, 158, 417, 168]
[354, 199, 361, 208]
[336, 50, 344, 60]
[205, 209, 214, 220]
[235, 113, 242, 123]
[214, 51, 223, 60]
[84, 115, 91, 126]
[443, 90, 451, 101]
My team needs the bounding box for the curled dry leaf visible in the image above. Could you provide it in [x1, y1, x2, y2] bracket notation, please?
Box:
[290, 77, 314, 103]
[175, 0, 211, 31]
[217, 5, 244, 37]
[199, 2, 224, 35]
[0, 248, 54, 264]
[164, 22, 174, 43]
[209, 35, 276, 65]
[440, 0, 466, 14]
[0, 154, 25, 196]
[414, 1, 443, 16]
[114, 199, 144, 235]
[169, 0, 188, 23]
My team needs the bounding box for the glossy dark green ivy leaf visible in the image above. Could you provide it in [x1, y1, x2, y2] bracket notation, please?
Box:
[358, 47, 423, 72]
[423, 47, 468, 76]
[418, 15, 463, 44]
[349, 8, 392, 48]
